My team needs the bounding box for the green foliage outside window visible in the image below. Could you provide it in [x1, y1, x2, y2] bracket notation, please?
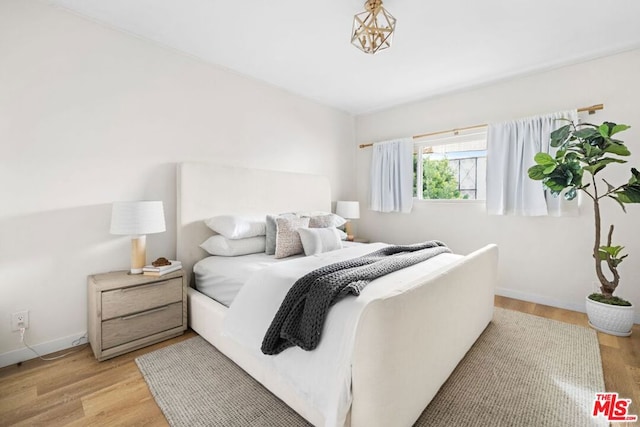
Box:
[414, 155, 466, 199]
[424, 158, 462, 199]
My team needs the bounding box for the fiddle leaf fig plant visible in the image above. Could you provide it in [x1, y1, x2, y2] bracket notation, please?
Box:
[528, 120, 640, 306]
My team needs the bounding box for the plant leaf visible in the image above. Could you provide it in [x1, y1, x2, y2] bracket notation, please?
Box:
[613, 247, 622, 257]
[550, 125, 571, 147]
[598, 123, 611, 138]
[610, 124, 630, 136]
[616, 187, 640, 203]
[602, 178, 615, 193]
[600, 246, 629, 267]
[527, 164, 547, 180]
[534, 152, 555, 166]
[574, 128, 598, 141]
[599, 246, 617, 257]
[564, 187, 577, 200]
[584, 158, 627, 175]
[608, 195, 628, 213]
[615, 171, 640, 203]
[583, 143, 603, 158]
[603, 143, 631, 156]
[597, 249, 607, 261]
[543, 178, 568, 194]
[564, 151, 581, 161]
[584, 164, 605, 176]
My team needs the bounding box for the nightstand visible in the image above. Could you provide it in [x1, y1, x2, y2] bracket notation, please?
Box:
[87, 269, 187, 361]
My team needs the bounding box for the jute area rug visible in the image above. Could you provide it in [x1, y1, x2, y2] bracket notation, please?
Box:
[136, 308, 606, 427]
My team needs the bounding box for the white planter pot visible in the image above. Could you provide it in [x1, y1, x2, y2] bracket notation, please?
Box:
[585, 296, 634, 337]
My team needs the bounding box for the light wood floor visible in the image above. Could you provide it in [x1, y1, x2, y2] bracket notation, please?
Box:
[1, 296, 638, 426]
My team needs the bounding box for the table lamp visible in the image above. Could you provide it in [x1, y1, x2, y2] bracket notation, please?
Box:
[110, 201, 166, 274]
[335, 201, 360, 241]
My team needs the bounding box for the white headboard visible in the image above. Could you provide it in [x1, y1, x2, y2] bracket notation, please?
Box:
[177, 163, 332, 285]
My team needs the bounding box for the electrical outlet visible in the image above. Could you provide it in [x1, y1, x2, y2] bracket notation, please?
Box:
[11, 310, 29, 331]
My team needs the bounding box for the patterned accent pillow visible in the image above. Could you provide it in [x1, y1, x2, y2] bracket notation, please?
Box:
[308, 214, 334, 228]
[274, 216, 310, 259]
[265, 213, 296, 255]
[300, 212, 347, 229]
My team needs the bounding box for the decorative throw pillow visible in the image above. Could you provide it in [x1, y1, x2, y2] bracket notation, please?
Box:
[265, 213, 296, 255]
[274, 216, 310, 259]
[298, 212, 347, 228]
[308, 214, 335, 228]
[297, 227, 343, 256]
[200, 235, 266, 256]
[204, 215, 266, 239]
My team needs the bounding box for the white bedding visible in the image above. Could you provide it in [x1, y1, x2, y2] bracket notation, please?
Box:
[194, 252, 301, 306]
[223, 243, 463, 427]
[194, 241, 363, 306]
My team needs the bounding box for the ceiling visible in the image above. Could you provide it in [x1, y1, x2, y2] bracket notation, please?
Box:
[48, 0, 640, 115]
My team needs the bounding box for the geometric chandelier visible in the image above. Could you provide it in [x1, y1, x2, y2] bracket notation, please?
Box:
[351, 0, 396, 54]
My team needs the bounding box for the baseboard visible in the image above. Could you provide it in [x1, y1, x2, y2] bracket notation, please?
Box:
[0, 331, 88, 369]
[496, 287, 640, 325]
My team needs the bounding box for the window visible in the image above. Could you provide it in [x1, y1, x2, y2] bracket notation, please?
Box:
[413, 131, 487, 200]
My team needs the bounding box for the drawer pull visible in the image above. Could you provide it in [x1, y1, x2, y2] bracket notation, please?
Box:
[121, 305, 169, 320]
[120, 282, 159, 292]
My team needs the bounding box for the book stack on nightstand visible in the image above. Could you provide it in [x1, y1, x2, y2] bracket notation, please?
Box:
[143, 260, 182, 277]
[353, 238, 370, 243]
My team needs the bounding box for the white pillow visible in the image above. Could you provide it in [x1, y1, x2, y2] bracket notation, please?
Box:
[204, 215, 266, 239]
[297, 227, 343, 256]
[200, 235, 266, 256]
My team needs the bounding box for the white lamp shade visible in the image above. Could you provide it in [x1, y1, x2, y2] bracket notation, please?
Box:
[336, 201, 360, 219]
[110, 201, 166, 235]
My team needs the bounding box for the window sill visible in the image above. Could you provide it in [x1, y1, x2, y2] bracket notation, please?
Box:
[412, 198, 486, 204]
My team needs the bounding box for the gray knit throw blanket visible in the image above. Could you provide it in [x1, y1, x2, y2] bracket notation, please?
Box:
[261, 241, 451, 355]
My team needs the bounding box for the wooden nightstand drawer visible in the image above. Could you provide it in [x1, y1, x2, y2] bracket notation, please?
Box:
[102, 302, 183, 349]
[101, 278, 183, 320]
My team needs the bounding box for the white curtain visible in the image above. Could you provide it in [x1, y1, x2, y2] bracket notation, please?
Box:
[486, 110, 579, 216]
[369, 138, 414, 213]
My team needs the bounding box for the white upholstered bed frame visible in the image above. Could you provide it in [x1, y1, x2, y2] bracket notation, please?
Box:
[177, 162, 498, 427]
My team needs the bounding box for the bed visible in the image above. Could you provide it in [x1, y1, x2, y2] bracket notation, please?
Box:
[177, 162, 498, 427]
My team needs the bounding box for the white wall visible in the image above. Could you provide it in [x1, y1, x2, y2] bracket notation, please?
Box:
[0, 0, 355, 366]
[356, 49, 640, 323]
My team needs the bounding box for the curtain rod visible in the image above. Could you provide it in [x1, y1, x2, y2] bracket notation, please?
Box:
[358, 103, 604, 149]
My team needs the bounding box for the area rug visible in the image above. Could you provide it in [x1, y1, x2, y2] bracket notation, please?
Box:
[136, 308, 606, 426]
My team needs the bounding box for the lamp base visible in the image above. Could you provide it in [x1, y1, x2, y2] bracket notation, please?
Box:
[345, 221, 355, 242]
[130, 235, 147, 274]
